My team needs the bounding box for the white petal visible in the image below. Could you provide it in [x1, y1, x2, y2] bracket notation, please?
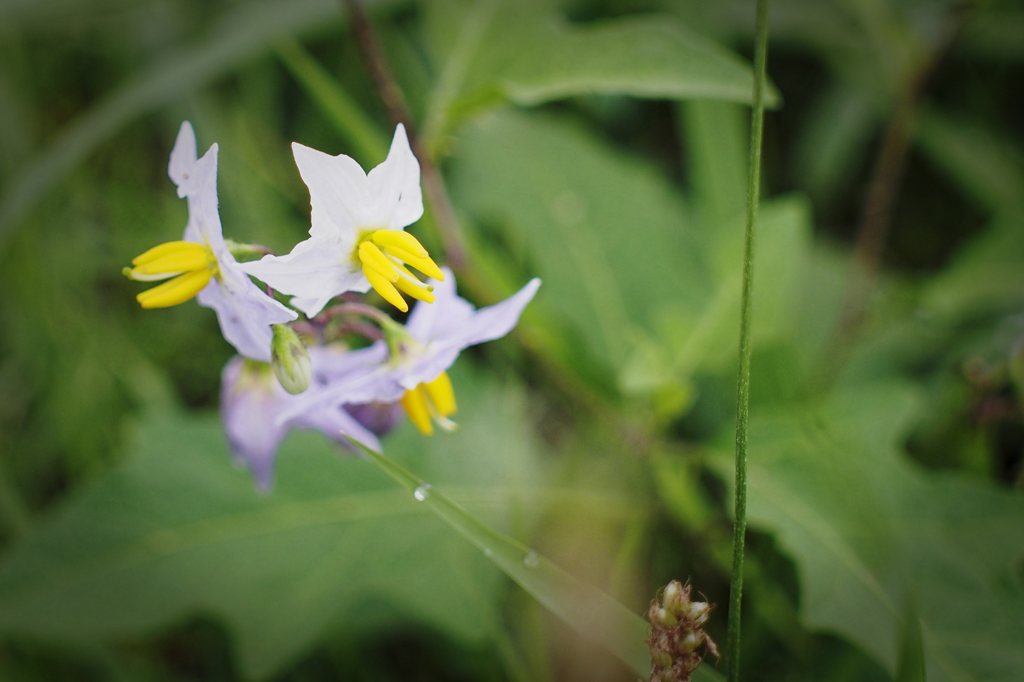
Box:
[292, 142, 367, 238]
[238, 236, 368, 317]
[366, 124, 423, 230]
[182, 144, 226, 250]
[198, 258, 297, 362]
[168, 122, 198, 198]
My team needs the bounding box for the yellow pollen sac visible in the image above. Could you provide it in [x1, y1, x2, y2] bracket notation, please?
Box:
[359, 230, 444, 311]
[136, 269, 214, 309]
[400, 372, 457, 436]
[126, 240, 218, 307]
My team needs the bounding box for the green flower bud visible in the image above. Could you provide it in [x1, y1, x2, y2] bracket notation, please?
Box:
[678, 631, 702, 655]
[271, 324, 311, 395]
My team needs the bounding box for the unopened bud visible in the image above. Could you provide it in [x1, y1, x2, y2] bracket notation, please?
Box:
[651, 605, 677, 626]
[678, 631, 702, 654]
[652, 650, 673, 670]
[271, 324, 311, 394]
[686, 601, 709, 625]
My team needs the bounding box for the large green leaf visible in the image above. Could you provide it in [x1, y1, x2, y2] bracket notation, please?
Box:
[422, 0, 776, 151]
[449, 108, 709, 366]
[704, 384, 1024, 682]
[0, 372, 548, 679]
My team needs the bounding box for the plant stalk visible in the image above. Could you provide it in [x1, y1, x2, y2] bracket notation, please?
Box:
[725, 1, 769, 680]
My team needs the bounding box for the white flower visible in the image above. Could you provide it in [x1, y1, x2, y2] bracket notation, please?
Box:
[124, 122, 296, 362]
[239, 124, 443, 316]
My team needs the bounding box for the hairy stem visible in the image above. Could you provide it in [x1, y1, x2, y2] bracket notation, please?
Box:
[725, 1, 769, 680]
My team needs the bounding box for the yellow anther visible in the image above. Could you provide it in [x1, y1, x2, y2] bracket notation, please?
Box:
[362, 264, 408, 313]
[387, 248, 445, 281]
[371, 230, 429, 258]
[358, 241, 399, 282]
[131, 244, 213, 277]
[128, 240, 219, 308]
[401, 385, 433, 435]
[425, 372, 457, 417]
[136, 269, 213, 309]
[394, 277, 436, 304]
[131, 240, 198, 266]
[390, 261, 436, 304]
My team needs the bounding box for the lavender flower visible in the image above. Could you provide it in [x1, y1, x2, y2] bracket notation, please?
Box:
[279, 268, 541, 436]
[220, 345, 386, 489]
[124, 122, 296, 362]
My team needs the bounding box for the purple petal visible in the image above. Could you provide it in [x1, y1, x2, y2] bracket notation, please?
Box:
[220, 358, 290, 490]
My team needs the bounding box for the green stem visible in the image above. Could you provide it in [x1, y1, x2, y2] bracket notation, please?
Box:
[273, 35, 389, 165]
[725, 1, 769, 681]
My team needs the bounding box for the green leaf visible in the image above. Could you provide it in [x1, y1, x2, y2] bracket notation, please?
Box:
[422, 1, 777, 151]
[273, 36, 390, 167]
[497, 15, 781, 108]
[0, 373, 547, 679]
[708, 383, 1024, 681]
[449, 109, 707, 366]
[351, 441, 655, 679]
[897, 598, 927, 682]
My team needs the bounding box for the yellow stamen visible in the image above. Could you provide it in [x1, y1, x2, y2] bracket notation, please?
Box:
[400, 373, 458, 436]
[358, 241, 400, 282]
[425, 372, 457, 417]
[356, 229, 444, 312]
[131, 244, 213, 277]
[136, 269, 213, 308]
[385, 247, 445, 281]
[401, 385, 433, 435]
[127, 240, 218, 308]
[391, 261, 436, 303]
[132, 240, 197, 266]
[362, 264, 408, 313]
[371, 230, 429, 258]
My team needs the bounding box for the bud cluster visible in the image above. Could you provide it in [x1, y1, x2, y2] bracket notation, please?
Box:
[646, 580, 718, 682]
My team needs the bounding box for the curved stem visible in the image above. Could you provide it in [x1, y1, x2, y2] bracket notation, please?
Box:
[725, 2, 769, 681]
[314, 301, 393, 326]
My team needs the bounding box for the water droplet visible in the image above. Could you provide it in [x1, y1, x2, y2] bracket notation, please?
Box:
[523, 550, 539, 569]
[413, 484, 431, 501]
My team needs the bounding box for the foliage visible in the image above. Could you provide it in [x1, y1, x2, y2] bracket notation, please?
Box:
[0, 0, 1022, 680]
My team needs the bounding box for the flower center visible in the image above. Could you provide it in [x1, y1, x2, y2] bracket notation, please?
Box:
[124, 240, 218, 308]
[356, 230, 444, 313]
[399, 372, 457, 435]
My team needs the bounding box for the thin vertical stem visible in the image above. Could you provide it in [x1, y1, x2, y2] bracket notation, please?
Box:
[725, 2, 769, 681]
[339, 0, 469, 268]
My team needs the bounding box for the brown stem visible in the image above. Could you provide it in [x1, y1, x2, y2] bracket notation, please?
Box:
[329, 319, 386, 342]
[812, 0, 977, 393]
[842, 0, 977, 327]
[340, 0, 468, 268]
[315, 301, 393, 326]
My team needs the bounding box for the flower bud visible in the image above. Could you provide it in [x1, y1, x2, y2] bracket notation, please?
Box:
[686, 601, 710, 625]
[271, 324, 311, 395]
[678, 631, 702, 654]
[651, 605, 677, 626]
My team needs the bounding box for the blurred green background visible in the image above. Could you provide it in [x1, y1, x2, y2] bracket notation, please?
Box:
[1, 0, 1023, 680]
